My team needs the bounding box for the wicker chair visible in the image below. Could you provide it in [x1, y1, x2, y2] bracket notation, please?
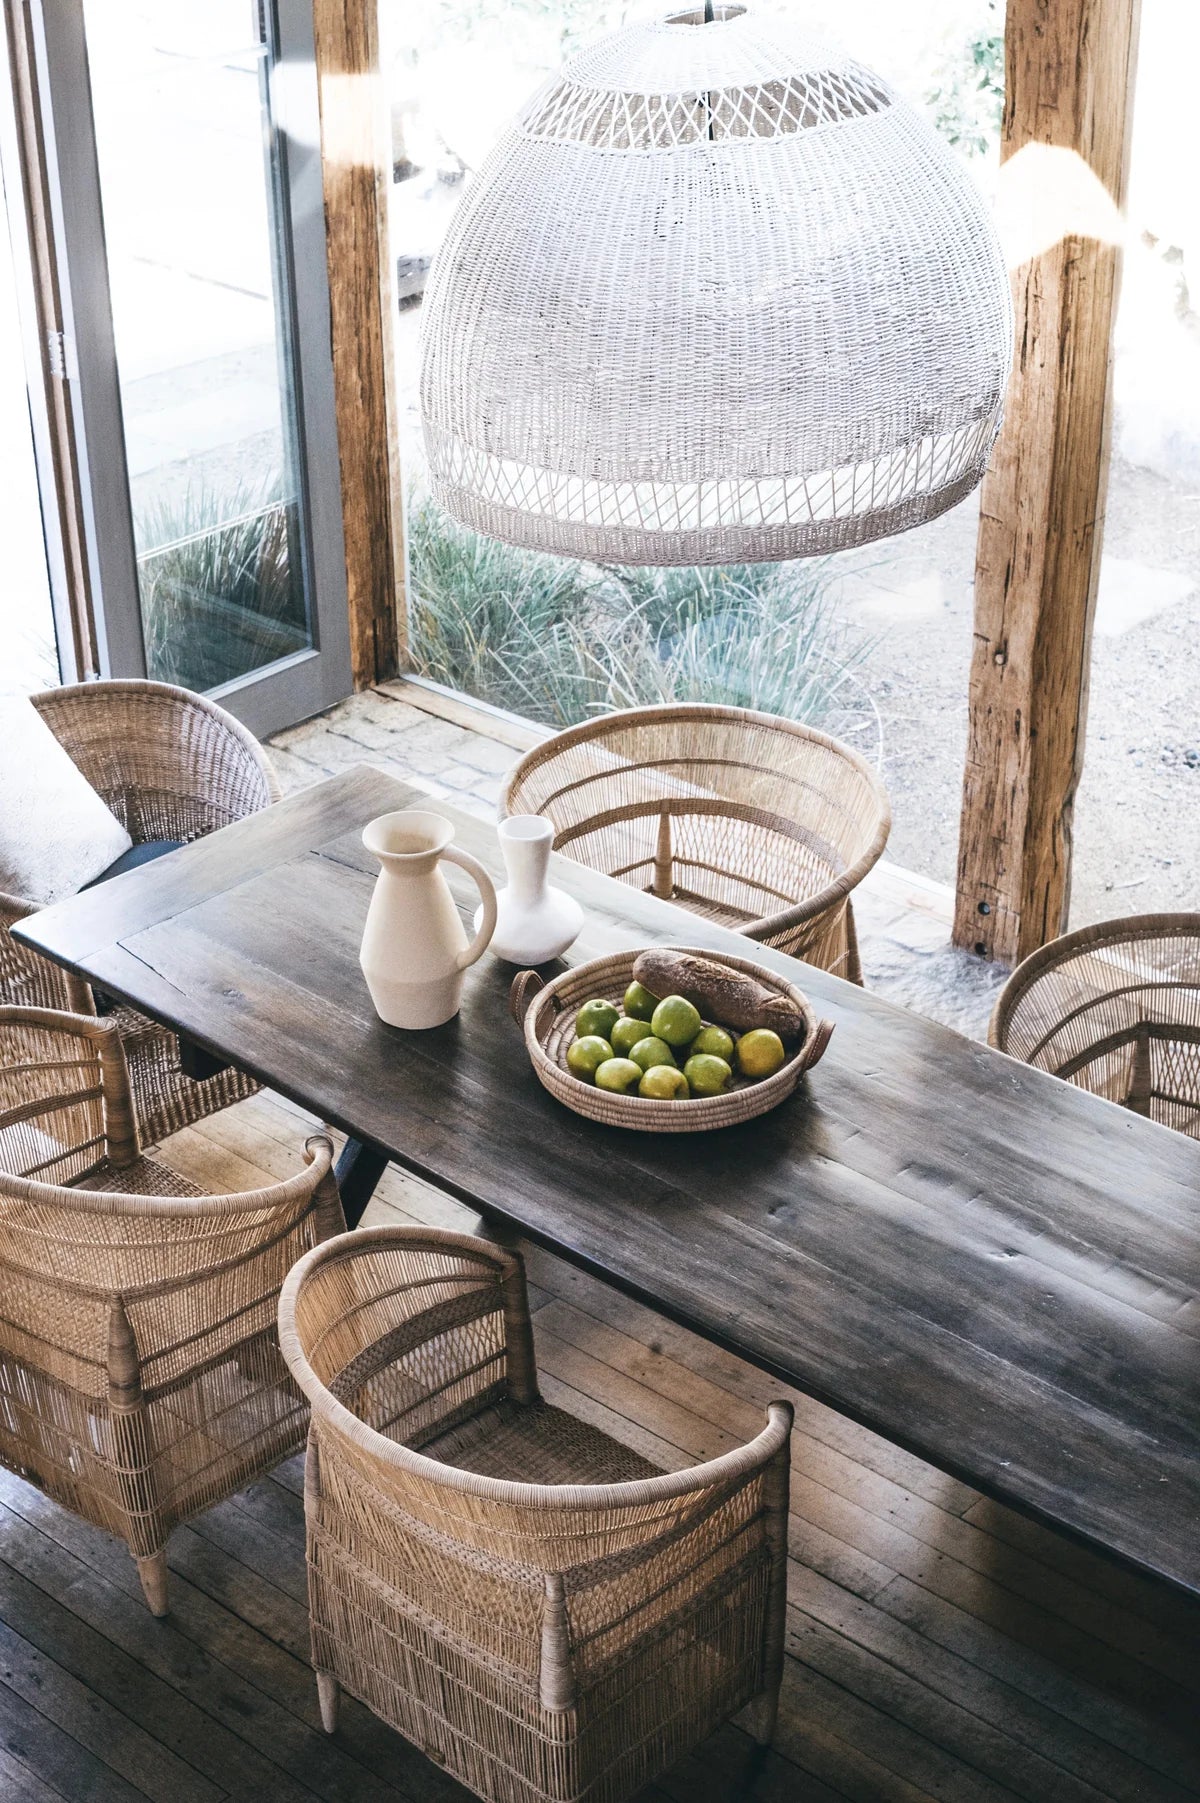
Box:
[0, 1004, 345, 1614]
[0, 679, 281, 1145]
[279, 1226, 794, 1803]
[501, 704, 889, 983]
[990, 914, 1200, 1137]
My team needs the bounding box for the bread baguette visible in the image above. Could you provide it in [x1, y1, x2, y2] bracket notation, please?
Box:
[632, 949, 807, 1042]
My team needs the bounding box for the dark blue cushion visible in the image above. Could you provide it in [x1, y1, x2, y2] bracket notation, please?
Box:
[83, 839, 184, 889]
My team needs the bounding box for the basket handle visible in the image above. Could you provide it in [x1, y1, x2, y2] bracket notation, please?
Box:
[510, 969, 546, 1028]
[800, 1018, 835, 1070]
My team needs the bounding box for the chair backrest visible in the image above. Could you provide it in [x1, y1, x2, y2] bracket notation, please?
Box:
[990, 914, 1200, 1136]
[0, 1006, 137, 1185]
[280, 1227, 792, 1670]
[501, 703, 889, 931]
[0, 1006, 342, 1386]
[0, 1127, 340, 1405]
[32, 678, 279, 842]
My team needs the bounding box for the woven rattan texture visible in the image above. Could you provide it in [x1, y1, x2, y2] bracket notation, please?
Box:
[426, 1399, 662, 1485]
[74, 1153, 203, 1197]
[280, 1227, 793, 1803]
[990, 915, 1200, 1139]
[512, 946, 830, 1132]
[0, 680, 280, 1145]
[0, 1007, 344, 1614]
[421, 6, 1012, 563]
[502, 703, 889, 982]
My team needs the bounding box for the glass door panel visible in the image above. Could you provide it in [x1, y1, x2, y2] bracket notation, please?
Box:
[82, 0, 310, 693]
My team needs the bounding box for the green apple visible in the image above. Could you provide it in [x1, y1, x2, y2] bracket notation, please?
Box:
[683, 1053, 733, 1096]
[594, 1057, 642, 1094]
[650, 995, 702, 1048]
[638, 1065, 690, 1100]
[566, 1035, 613, 1080]
[575, 998, 620, 1042]
[623, 980, 660, 1022]
[610, 1016, 652, 1056]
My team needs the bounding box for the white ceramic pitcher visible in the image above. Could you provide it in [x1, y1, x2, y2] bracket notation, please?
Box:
[359, 810, 497, 1029]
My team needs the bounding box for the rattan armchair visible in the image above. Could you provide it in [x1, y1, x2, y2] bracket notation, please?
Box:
[0, 1004, 344, 1614]
[0, 679, 280, 1144]
[279, 1225, 793, 1803]
[501, 703, 889, 983]
[990, 914, 1200, 1137]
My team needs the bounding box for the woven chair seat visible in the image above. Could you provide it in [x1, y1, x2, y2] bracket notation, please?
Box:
[990, 914, 1200, 1138]
[0, 681, 279, 1146]
[74, 1153, 203, 1198]
[423, 1397, 662, 1486]
[502, 704, 889, 984]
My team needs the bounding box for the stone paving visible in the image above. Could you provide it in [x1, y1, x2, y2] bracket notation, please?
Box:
[268, 684, 1005, 1041]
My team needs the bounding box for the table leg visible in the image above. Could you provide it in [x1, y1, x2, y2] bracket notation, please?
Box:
[334, 1138, 389, 1227]
[178, 1037, 233, 1082]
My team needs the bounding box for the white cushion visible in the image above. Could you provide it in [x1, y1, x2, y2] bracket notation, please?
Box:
[0, 697, 132, 904]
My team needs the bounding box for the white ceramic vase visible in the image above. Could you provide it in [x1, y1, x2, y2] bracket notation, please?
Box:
[476, 814, 582, 965]
[360, 809, 497, 1029]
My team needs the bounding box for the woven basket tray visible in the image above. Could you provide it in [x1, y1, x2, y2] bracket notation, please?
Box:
[510, 946, 833, 1133]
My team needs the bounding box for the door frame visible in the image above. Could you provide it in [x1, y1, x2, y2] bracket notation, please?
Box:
[11, 0, 352, 734]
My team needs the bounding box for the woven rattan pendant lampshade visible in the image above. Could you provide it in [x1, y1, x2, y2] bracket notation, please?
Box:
[420, 4, 1012, 566]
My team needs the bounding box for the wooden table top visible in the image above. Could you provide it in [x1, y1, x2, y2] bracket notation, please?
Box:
[16, 766, 1200, 1598]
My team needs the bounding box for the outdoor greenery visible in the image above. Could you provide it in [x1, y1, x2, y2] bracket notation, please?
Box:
[925, 0, 1004, 160]
[136, 479, 307, 693]
[406, 498, 875, 742]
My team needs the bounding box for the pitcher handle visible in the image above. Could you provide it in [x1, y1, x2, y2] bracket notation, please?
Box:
[443, 845, 498, 971]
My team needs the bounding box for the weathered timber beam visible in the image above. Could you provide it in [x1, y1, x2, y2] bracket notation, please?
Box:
[312, 0, 404, 688]
[954, 0, 1141, 965]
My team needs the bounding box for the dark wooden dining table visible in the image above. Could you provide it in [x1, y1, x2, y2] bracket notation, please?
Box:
[15, 765, 1200, 1601]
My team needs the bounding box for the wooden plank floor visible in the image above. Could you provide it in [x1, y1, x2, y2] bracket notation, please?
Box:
[2, 1091, 1199, 1802]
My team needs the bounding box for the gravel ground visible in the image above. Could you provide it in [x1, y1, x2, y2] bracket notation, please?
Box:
[836, 456, 1200, 929]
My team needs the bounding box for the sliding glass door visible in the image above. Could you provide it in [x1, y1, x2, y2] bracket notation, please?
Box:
[24, 0, 350, 733]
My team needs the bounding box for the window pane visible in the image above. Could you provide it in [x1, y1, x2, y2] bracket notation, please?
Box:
[0, 162, 56, 693]
[1069, 0, 1200, 923]
[84, 0, 310, 692]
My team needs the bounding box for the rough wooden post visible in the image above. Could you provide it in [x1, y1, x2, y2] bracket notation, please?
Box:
[312, 0, 404, 688]
[107, 1297, 167, 1615]
[954, 0, 1141, 965]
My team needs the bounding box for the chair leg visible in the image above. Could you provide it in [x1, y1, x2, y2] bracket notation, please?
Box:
[316, 1670, 340, 1733]
[136, 1550, 170, 1617]
[748, 1683, 779, 1748]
